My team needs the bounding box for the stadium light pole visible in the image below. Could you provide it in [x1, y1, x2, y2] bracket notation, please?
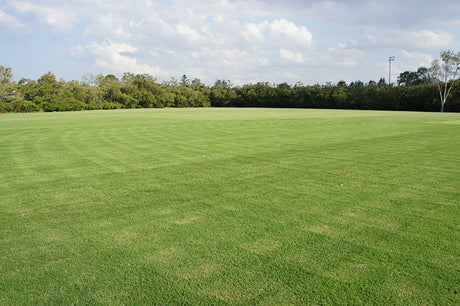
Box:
[388, 56, 395, 84]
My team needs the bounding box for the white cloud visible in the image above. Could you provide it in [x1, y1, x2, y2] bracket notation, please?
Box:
[9, 0, 78, 35]
[176, 23, 205, 42]
[399, 50, 434, 70]
[280, 48, 304, 63]
[366, 28, 454, 49]
[0, 9, 27, 35]
[242, 21, 268, 43]
[199, 46, 268, 69]
[70, 40, 169, 77]
[84, 14, 133, 41]
[400, 50, 433, 63]
[278, 44, 361, 68]
[413, 30, 453, 48]
[269, 18, 312, 47]
[323, 46, 361, 68]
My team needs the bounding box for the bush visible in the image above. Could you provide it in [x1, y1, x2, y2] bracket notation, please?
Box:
[0, 101, 13, 113]
[10, 98, 39, 112]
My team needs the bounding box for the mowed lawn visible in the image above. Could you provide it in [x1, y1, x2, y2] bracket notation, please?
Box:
[0, 108, 459, 304]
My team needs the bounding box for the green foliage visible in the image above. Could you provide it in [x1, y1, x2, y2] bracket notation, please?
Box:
[0, 65, 13, 87]
[397, 67, 431, 86]
[205, 81, 459, 112]
[0, 66, 15, 102]
[0, 101, 13, 113]
[1, 65, 459, 113]
[7, 98, 40, 112]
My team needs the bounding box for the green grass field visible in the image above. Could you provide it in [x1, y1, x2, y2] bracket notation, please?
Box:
[0, 108, 459, 304]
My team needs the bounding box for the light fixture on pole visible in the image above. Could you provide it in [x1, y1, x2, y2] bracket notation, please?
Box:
[388, 56, 395, 84]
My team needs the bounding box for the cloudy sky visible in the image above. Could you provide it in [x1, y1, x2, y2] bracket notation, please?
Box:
[1, 0, 459, 85]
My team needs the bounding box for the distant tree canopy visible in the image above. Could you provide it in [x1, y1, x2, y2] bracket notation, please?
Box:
[397, 67, 431, 86]
[1, 63, 459, 113]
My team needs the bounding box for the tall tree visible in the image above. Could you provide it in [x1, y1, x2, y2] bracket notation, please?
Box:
[397, 71, 419, 86]
[416, 67, 431, 85]
[0, 65, 13, 84]
[430, 50, 460, 112]
[0, 66, 14, 100]
[397, 67, 431, 86]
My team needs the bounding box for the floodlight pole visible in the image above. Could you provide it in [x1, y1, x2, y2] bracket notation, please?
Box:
[388, 56, 395, 84]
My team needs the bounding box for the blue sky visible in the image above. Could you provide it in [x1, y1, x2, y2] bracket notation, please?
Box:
[1, 0, 459, 85]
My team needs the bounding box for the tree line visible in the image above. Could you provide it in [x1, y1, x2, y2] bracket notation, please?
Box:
[209, 79, 459, 112]
[1, 51, 459, 113]
[0, 71, 211, 113]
